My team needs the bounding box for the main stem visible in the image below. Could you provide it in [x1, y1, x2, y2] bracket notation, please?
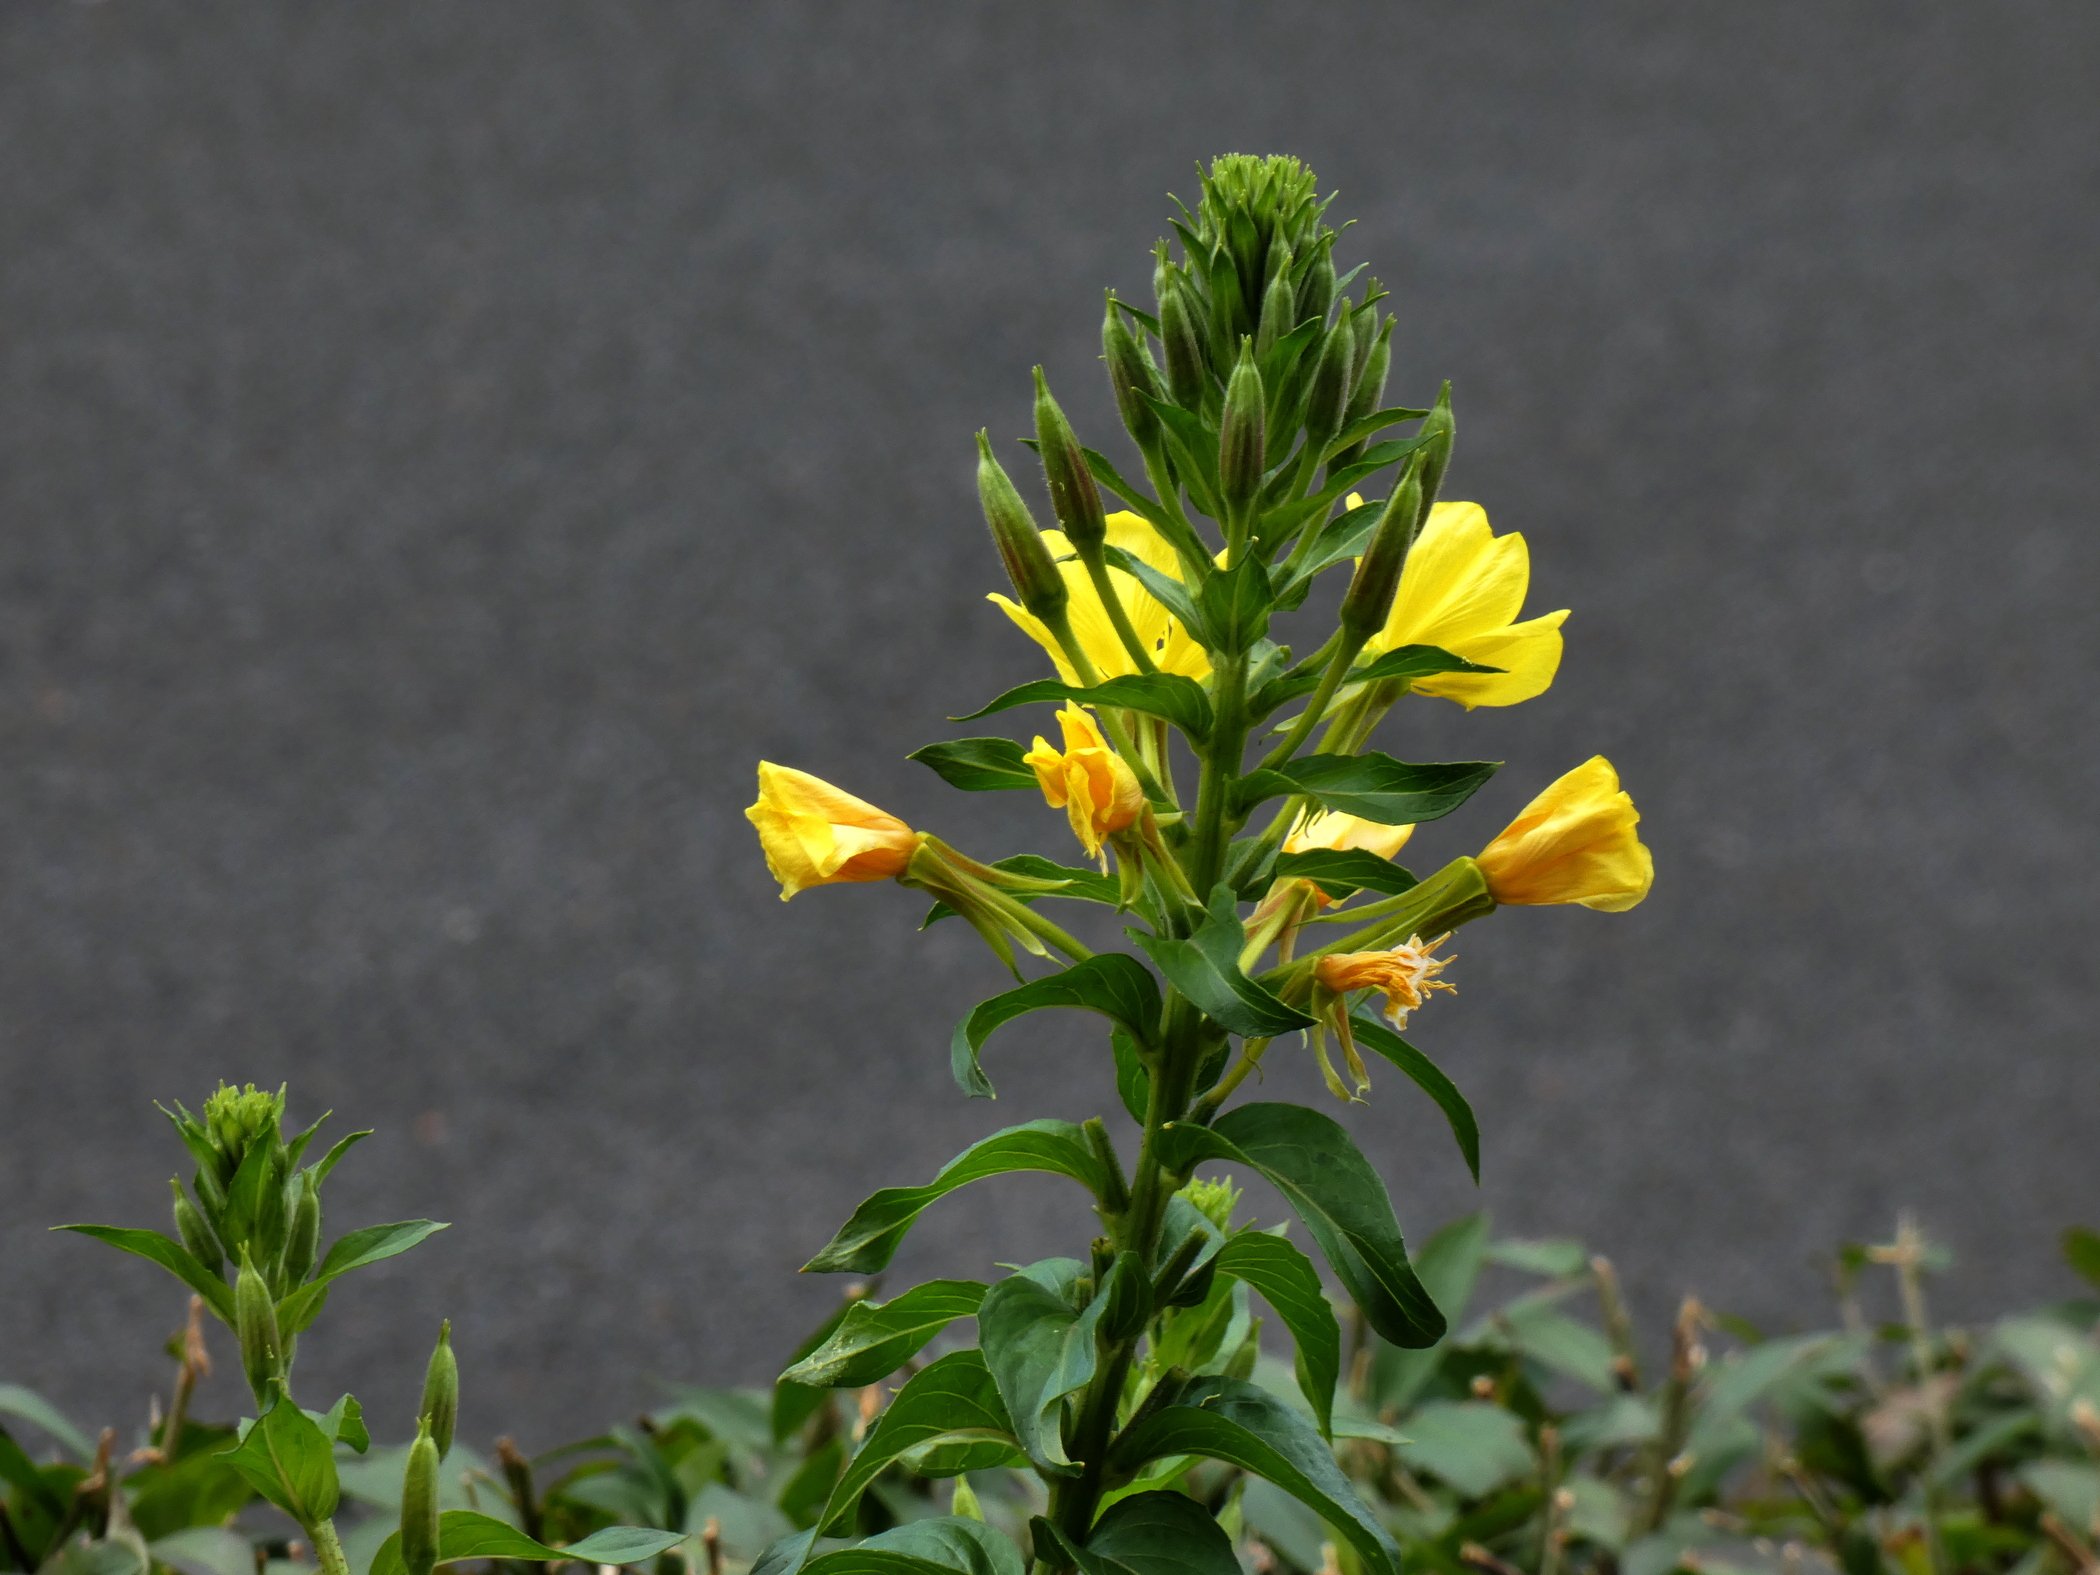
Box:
[308, 1518, 351, 1575]
[1044, 647, 1250, 1559]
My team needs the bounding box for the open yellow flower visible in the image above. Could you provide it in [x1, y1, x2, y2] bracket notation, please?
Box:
[1284, 808, 1415, 861]
[990, 512, 1209, 683]
[1476, 755, 1653, 911]
[1361, 501, 1568, 708]
[1022, 704, 1144, 861]
[745, 763, 920, 901]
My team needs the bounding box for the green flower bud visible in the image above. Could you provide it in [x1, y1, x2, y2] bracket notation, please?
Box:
[1218, 342, 1266, 515]
[949, 1476, 986, 1524]
[1302, 315, 1357, 455]
[419, 1321, 459, 1461]
[1032, 368, 1106, 552]
[1416, 383, 1455, 515]
[1254, 258, 1296, 358]
[203, 1082, 285, 1174]
[234, 1250, 283, 1403]
[1159, 280, 1207, 410]
[1297, 236, 1337, 327]
[171, 1178, 221, 1276]
[400, 1420, 441, 1575]
[1347, 315, 1394, 429]
[280, 1170, 320, 1287]
[975, 432, 1066, 621]
[1102, 295, 1162, 448]
[1339, 455, 1425, 643]
[1181, 1175, 1242, 1233]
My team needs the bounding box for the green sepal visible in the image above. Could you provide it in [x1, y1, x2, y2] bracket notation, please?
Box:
[1234, 753, 1497, 825]
[908, 738, 1036, 792]
[922, 856, 1120, 930]
[1130, 887, 1314, 1039]
[1346, 1015, 1481, 1182]
[802, 1123, 1110, 1275]
[950, 954, 1161, 1099]
[812, 1351, 1020, 1535]
[367, 1510, 684, 1575]
[952, 675, 1212, 741]
[779, 1281, 988, 1390]
[217, 1391, 339, 1526]
[1271, 849, 1417, 900]
[1212, 1231, 1341, 1436]
[977, 1261, 1107, 1473]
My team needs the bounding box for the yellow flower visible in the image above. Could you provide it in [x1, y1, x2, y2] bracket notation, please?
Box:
[1476, 755, 1653, 911]
[1284, 808, 1415, 861]
[990, 512, 1209, 683]
[1022, 704, 1144, 861]
[745, 763, 920, 901]
[1313, 933, 1457, 1032]
[1361, 501, 1568, 708]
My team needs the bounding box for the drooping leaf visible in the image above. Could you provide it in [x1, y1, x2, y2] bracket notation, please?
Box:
[216, 1393, 339, 1525]
[276, 1221, 449, 1334]
[803, 1122, 1108, 1274]
[1159, 1103, 1443, 1347]
[0, 1385, 95, 1459]
[951, 954, 1161, 1099]
[815, 1352, 1019, 1534]
[1367, 1212, 1490, 1410]
[908, 738, 1036, 792]
[1345, 1016, 1480, 1182]
[1234, 754, 1496, 825]
[1213, 1232, 1342, 1436]
[1106, 1377, 1398, 1575]
[953, 676, 1213, 741]
[977, 1262, 1106, 1472]
[50, 1228, 234, 1324]
[1131, 887, 1314, 1039]
[780, 1281, 988, 1389]
[1271, 849, 1418, 900]
[367, 1510, 684, 1575]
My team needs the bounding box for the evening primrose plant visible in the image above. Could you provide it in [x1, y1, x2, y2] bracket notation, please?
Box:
[744, 155, 1653, 1575]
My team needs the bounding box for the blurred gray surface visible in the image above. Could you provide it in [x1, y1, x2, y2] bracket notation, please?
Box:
[4, 2, 2097, 1448]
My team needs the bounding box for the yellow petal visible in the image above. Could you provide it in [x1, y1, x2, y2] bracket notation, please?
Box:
[1409, 608, 1569, 709]
[991, 515, 1209, 683]
[745, 763, 917, 900]
[1285, 809, 1416, 861]
[1477, 756, 1653, 911]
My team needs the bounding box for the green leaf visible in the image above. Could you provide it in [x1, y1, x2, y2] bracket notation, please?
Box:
[1106, 1377, 1397, 1575]
[1253, 642, 1494, 716]
[50, 1227, 234, 1324]
[923, 856, 1120, 929]
[1032, 1492, 1240, 1575]
[311, 1394, 368, 1454]
[908, 737, 1036, 792]
[780, 1281, 988, 1389]
[368, 1510, 685, 1575]
[815, 1351, 1018, 1534]
[308, 1130, 371, 1186]
[1271, 849, 1417, 900]
[1137, 396, 1223, 516]
[1323, 406, 1431, 461]
[834, 1518, 1024, 1575]
[0, 1385, 95, 1460]
[217, 1393, 339, 1525]
[2064, 1226, 2100, 1291]
[1367, 1212, 1490, 1410]
[1389, 1401, 1535, 1497]
[1194, 557, 1272, 655]
[978, 1261, 1106, 1473]
[1270, 499, 1381, 607]
[803, 1121, 1108, 1274]
[1235, 753, 1497, 825]
[1131, 887, 1314, 1039]
[1345, 1016, 1480, 1182]
[1079, 450, 1209, 571]
[276, 1220, 448, 1334]
[1111, 1030, 1152, 1126]
[1100, 546, 1209, 649]
[953, 676, 1213, 741]
[1213, 1233, 1341, 1436]
[951, 954, 1162, 1099]
[1159, 1103, 1443, 1348]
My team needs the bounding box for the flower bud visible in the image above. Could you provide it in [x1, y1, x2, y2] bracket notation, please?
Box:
[1218, 342, 1266, 515]
[1255, 257, 1296, 357]
[1297, 236, 1337, 327]
[235, 1251, 283, 1402]
[1102, 296, 1162, 448]
[419, 1321, 459, 1460]
[1476, 757, 1654, 912]
[1346, 315, 1394, 431]
[1339, 457, 1423, 642]
[1159, 280, 1208, 409]
[400, 1419, 441, 1575]
[746, 764, 920, 901]
[280, 1171, 320, 1287]
[975, 432, 1067, 621]
[1032, 368, 1106, 552]
[1416, 384, 1455, 515]
[1302, 315, 1357, 456]
[171, 1178, 221, 1276]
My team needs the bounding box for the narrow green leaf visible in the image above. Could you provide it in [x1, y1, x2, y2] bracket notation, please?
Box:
[978, 1262, 1106, 1473]
[1345, 1016, 1480, 1182]
[1272, 849, 1418, 900]
[829, 1518, 1024, 1575]
[1214, 1233, 1342, 1436]
[1100, 546, 1209, 649]
[1159, 1103, 1443, 1348]
[923, 856, 1120, 929]
[908, 737, 1036, 792]
[951, 954, 1161, 1099]
[52, 1227, 234, 1324]
[308, 1130, 372, 1186]
[803, 1122, 1108, 1274]
[1078, 450, 1210, 570]
[0, 1385, 96, 1460]
[954, 674, 1213, 740]
[780, 1281, 988, 1389]
[1131, 888, 1314, 1039]
[1106, 1377, 1397, 1575]
[1235, 754, 1496, 825]
[815, 1352, 1019, 1534]
[368, 1510, 685, 1575]
[217, 1393, 339, 1525]
[275, 1221, 447, 1334]
[1322, 406, 1431, 461]
[1111, 1030, 1151, 1126]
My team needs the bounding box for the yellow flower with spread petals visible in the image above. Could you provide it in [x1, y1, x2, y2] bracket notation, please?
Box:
[1361, 501, 1568, 708]
[746, 763, 920, 901]
[1283, 808, 1415, 861]
[1313, 933, 1457, 1032]
[1476, 755, 1653, 911]
[1022, 704, 1144, 861]
[990, 513, 1209, 683]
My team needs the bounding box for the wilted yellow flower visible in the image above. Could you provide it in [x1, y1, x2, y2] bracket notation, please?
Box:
[1284, 808, 1415, 861]
[1476, 755, 1653, 911]
[990, 513, 1209, 683]
[1361, 501, 1567, 708]
[1022, 704, 1144, 861]
[1313, 933, 1456, 1032]
[745, 763, 920, 901]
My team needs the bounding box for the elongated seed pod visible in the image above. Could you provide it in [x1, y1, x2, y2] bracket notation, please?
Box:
[400, 1422, 441, 1575]
[280, 1172, 319, 1287]
[234, 1253, 283, 1403]
[419, 1321, 459, 1461]
[1218, 344, 1266, 515]
[171, 1179, 222, 1276]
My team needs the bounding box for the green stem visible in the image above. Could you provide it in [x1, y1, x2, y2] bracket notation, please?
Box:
[1077, 549, 1160, 675]
[1256, 637, 1360, 774]
[982, 889, 1094, 965]
[308, 1518, 351, 1575]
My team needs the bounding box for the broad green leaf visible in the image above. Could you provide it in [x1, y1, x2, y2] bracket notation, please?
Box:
[276, 1221, 448, 1334]
[1484, 1237, 1590, 1277]
[1032, 1492, 1240, 1575]
[1111, 1030, 1151, 1125]
[367, 1510, 684, 1575]
[0, 1427, 67, 1520]
[1346, 1016, 1480, 1181]
[1389, 1401, 1534, 1497]
[50, 1228, 234, 1324]
[951, 954, 1161, 1099]
[1131, 887, 1314, 1039]
[1214, 1232, 1341, 1436]
[1106, 1377, 1398, 1575]
[217, 1393, 338, 1525]
[1160, 1103, 1443, 1347]
[953, 676, 1213, 741]
[838, 1518, 1023, 1575]
[311, 1394, 368, 1454]
[37, 1534, 148, 1575]
[1194, 557, 1273, 655]
[781, 1281, 988, 1389]
[1272, 849, 1417, 900]
[977, 1261, 1105, 1472]
[2065, 1226, 2100, 1291]
[1234, 754, 1496, 825]
[908, 738, 1036, 792]
[148, 1528, 254, 1575]
[803, 1121, 1108, 1274]
[0, 1385, 95, 1459]
[815, 1352, 1018, 1534]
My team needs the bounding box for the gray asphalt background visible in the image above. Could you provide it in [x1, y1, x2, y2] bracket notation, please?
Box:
[4, 3, 2097, 1449]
